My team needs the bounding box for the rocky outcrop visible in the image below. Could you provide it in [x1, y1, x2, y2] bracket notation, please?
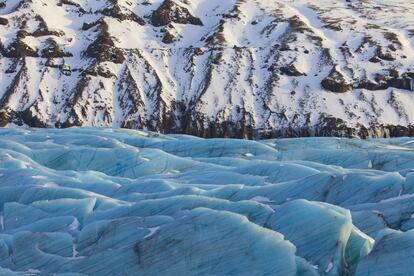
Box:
[20, 107, 48, 128]
[41, 38, 72, 58]
[357, 72, 414, 91]
[32, 15, 65, 37]
[376, 46, 396, 61]
[151, 0, 203, 27]
[162, 30, 176, 44]
[101, 2, 145, 25]
[280, 64, 306, 77]
[321, 67, 353, 93]
[0, 109, 10, 127]
[0, 39, 38, 58]
[84, 21, 125, 64]
[0, 17, 8, 25]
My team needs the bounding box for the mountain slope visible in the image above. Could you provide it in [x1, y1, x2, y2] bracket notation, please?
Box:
[0, 0, 413, 138]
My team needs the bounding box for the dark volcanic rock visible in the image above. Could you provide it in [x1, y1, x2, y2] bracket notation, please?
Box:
[321, 67, 353, 93]
[101, 4, 145, 25]
[20, 107, 47, 128]
[16, 30, 30, 39]
[84, 22, 125, 64]
[377, 46, 396, 61]
[32, 28, 64, 37]
[41, 38, 72, 58]
[369, 56, 381, 63]
[357, 73, 414, 91]
[82, 21, 100, 31]
[0, 17, 8, 25]
[280, 64, 306, 76]
[32, 15, 65, 37]
[288, 15, 311, 33]
[178, 109, 255, 140]
[387, 77, 414, 91]
[162, 31, 176, 44]
[357, 80, 388, 91]
[0, 109, 10, 127]
[83, 65, 117, 78]
[58, 0, 86, 12]
[1, 39, 38, 58]
[151, 0, 203, 27]
[253, 117, 414, 140]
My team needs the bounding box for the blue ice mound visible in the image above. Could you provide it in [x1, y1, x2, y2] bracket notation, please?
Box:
[0, 128, 414, 275]
[355, 229, 414, 275]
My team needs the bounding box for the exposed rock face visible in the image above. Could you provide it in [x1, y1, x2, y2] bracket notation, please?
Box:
[41, 38, 72, 58]
[32, 15, 65, 37]
[84, 21, 125, 64]
[162, 30, 176, 44]
[151, 0, 203, 27]
[358, 73, 414, 91]
[0, 0, 413, 138]
[321, 67, 353, 93]
[280, 64, 306, 77]
[0, 17, 8, 25]
[376, 46, 397, 61]
[0, 109, 10, 127]
[1, 40, 38, 58]
[101, 1, 145, 25]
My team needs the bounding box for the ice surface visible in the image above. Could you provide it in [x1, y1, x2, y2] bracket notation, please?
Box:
[0, 128, 414, 275]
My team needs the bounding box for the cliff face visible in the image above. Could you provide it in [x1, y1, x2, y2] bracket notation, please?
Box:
[0, 0, 413, 138]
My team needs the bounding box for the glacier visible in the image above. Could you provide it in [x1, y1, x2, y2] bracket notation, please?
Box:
[0, 128, 414, 275]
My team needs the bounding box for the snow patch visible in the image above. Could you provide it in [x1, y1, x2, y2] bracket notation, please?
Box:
[68, 218, 80, 231]
[325, 261, 334, 273]
[32, 175, 48, 180]
[250, 196, 271, 203]
[144, 227, 160, 239]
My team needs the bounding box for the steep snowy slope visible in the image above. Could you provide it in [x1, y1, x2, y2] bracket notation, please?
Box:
[0, 0, 413, 138]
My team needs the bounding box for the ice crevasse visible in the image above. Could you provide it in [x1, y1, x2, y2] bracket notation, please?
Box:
[0, 128, 414, 275]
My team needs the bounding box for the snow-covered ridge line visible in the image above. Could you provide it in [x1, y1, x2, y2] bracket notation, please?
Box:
[0, 0, 413, 138]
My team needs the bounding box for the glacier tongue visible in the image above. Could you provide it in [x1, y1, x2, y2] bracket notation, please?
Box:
[1, 128, 414, 275]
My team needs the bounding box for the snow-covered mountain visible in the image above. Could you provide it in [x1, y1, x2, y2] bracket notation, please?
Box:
[0, 0, 413, 138]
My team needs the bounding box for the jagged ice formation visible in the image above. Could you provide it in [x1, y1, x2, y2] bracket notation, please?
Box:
[1, 128, 414, 274]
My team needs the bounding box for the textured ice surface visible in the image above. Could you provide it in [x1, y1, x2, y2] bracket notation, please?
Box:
[1, 128, 414, 275]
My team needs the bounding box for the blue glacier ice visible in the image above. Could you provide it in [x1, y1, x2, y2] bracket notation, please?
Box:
[0, 128, 414, 275]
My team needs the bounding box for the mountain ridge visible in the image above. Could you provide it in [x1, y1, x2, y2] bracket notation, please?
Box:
[0, 0, 413, 138]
